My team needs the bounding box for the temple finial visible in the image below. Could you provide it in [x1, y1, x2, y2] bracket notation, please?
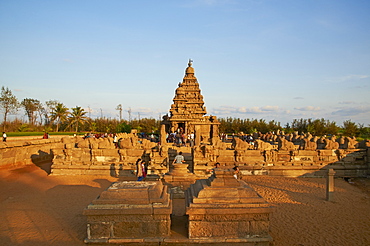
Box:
[188, 59, 193, 67]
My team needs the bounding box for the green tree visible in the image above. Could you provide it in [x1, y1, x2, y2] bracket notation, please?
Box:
[45, 100, 59, 125]
[342, 120, 358, 137]
[325, 121, 339, 136]
[36, 102, 45, 126]
[307, 118, 326, 136]
[0, 86, 20, 127]
[117, 122, 132, 133]
[291, 118, 312, 133]
[21, 98, 42, 125]
[89, 120, 97, 132]
[68, 106, 88, 132]
[284, 123, 293, 134]
[358, 124, 370, 139]
[50, 103, 69, 132]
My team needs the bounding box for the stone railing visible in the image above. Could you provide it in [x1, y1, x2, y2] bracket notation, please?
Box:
[0, 138, 62, 169]
[192, 146, 370, 178]
[51, 136, 170, 176]
[3, 134, 368, 179]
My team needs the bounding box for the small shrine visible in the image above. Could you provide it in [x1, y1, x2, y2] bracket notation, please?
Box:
[185, 169, 274, 244]
[83, 181, 171, 243]
[161, 60, 220, 145]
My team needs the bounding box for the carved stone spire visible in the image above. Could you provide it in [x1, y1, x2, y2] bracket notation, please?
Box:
[162, 60, 219, 144]
[170, 60, 207, 120]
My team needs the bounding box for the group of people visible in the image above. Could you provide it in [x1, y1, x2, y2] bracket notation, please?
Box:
[136, 151, 241, 181]
[166, 130, 194, 147]
[208, 162, 240, 179]
[83, 132, 115, 139]
[136, 152, 186, 181]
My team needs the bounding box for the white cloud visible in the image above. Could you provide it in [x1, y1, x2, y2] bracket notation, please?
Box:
[211, 105, 280, 115]
[294, 106, 321, 111]
[63, 59, 74, 63]
[327, 74, 369, 84]
[332, 106, 370, 117]
[261, 105, 279, 111]
[344, 75, 369, 80]
[339, 101, 356, 105]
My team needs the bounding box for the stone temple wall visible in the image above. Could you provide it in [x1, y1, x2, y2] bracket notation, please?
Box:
[0, 138, 60, 169]
[193, 147, 369, 178]
[1, 135, 369, 178]
[51, 134, 170, 176]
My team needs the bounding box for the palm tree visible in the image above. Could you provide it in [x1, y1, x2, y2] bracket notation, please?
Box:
[68, 106, 88, 132]
[50, 103, 69, 132]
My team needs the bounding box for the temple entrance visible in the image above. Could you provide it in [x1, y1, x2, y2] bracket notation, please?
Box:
[177, 123, 185, 134]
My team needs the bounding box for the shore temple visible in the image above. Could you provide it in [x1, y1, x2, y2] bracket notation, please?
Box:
[161, 59, 220, 146]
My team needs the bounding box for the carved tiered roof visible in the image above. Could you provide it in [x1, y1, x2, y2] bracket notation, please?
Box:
[169, 60, 207, 121]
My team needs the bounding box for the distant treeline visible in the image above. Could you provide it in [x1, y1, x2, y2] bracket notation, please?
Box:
[218, 117, 369, 139]
[1, 117, 369, 140]
[1, 86, 369, 139]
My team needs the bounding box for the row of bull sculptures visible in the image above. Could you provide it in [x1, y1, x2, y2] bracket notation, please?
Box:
[230, 132, 367, 151]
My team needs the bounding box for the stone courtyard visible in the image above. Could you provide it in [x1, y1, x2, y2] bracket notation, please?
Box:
[1, 163, 369, 245]
[0, 60, 369, 245]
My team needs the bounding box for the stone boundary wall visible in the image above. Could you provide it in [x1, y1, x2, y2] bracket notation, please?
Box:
[193, 148, 370, 178]
[51, 136, 170, 176]
[0, 138, 62, 169]
[1, 135, 369, 178]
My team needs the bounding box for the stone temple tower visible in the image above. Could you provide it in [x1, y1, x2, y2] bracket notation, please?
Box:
[161, 60, 220, 145]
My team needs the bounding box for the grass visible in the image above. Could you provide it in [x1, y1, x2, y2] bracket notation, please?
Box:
[6, 132, 85, 137]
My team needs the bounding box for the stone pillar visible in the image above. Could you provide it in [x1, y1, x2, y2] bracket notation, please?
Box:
[160, 124, 167, 145]
[326, 168, 335, 201]
[194, 125, 201, 146]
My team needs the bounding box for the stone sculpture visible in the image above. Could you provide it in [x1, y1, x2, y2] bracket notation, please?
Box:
[278, 137, 295, 151]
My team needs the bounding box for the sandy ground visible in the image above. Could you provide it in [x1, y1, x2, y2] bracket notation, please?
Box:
[0, 163, 369, 246]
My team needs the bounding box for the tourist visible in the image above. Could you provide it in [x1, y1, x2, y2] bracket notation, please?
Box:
[42, 132, 49, 139]
[175, 132, 182, 146]
[113, 134, 118, 148]
[233, 166, 240, 179]
[173, 151, 185, 164]
[2, 132, 7, 142]
[182, 133, 187, 147]
[188, 132, 194, 147]
[213, 162, 220, 173]
[136, 159, 146, 181]
[207, 162, 220, 174]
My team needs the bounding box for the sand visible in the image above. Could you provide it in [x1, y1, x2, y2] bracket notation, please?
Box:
[0, 163, 369, 246]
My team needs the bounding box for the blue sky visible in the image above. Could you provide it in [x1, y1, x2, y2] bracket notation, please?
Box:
[1, 0, 369, 126]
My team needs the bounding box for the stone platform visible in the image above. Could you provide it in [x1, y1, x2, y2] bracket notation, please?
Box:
[83, 181, 172, 244]
[185, 169, 274, 245]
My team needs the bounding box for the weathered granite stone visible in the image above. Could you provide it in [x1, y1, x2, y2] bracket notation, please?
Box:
[163, 163, 197, 199]
[186, 169, 273, 243]
[161, 60, 220, 146]
[83, 181, 171, 243]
